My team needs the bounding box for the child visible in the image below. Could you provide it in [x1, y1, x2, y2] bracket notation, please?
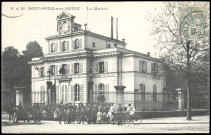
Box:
[96, 107, 103, 124]
[53, 109, 58, 121]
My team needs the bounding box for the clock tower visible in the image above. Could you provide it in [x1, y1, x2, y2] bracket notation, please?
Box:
[57, 11, 75, 35]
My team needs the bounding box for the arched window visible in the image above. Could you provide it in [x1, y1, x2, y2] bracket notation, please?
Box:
[99, 83, 105, 94]
[74, 39, 79, 50]
[51, 43, 55, 53]
[75, 84, 80, 101]
[153, 85, 157, 102]
[139, 84, 145, 101]
[62, 41, 67, 52]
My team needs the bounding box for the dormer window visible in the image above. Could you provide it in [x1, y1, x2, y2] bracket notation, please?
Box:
[62, 41, 67, 52]
[74, 39, 80, 50]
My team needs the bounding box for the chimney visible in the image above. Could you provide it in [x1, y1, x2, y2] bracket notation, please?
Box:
[116, 17, 118, 40]
[111, 16, 113, 39]
[147, 52, 150, 56]
[122, 39, 125, 42]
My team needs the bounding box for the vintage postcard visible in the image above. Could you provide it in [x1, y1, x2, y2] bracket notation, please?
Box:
[1, 1, 210, 133]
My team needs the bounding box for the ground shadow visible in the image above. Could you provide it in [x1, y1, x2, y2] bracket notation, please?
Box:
[2, 121, 45, 126]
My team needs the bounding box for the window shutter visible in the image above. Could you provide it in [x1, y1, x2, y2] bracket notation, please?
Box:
[55, 65, 58, 75]
[139, 60, 142, 72]
[48, 66, 50, 76]
[80, 84, 83, 102]
[55, 42, 58, 53]
[60, 41, 62, 52]
[58, 85, 60, 103]
[79, 39, 82, 49]
[94, 84, 98, 102]
[65, 85, 68, 103]
[71, 63, 74, 74]
[95, 62, 99, 73]
[104, 61, 108, 73]
[48, 43, 51, 54]
[38, 68, 41, 77]
[151, 63, 153, 73]
[67, 64, 70, 74]
[79, 63, 83, 73]
[71, 85, 74, 102]
[105, 84, 109, 102]
[43, 67, 45, 76]
[67, 40, 69, 51]
[72, 40, 74, 50]
[59, 65, 62, 75]
[145, 62, 147, 72]
[68, 85, 71, 103]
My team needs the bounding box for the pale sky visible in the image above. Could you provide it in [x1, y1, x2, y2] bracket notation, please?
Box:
[2, 2, 164, 57]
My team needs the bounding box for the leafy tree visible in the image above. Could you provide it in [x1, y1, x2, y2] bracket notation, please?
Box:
[21, 41, 44, 103]
[2, 41, 44, 104]
[147, 2, 209, 120]
[2, 46, 21, 87]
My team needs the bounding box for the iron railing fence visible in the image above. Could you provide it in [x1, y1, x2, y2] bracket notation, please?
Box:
[29, 91, 208, 111]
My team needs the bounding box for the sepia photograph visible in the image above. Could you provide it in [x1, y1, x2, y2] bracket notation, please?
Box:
[1, 1, 210, 133]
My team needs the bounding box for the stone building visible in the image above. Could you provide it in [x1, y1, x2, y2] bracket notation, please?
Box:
[28, 11, 166, 111]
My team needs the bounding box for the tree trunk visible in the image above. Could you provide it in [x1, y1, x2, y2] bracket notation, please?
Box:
[186, 40, 192, 120]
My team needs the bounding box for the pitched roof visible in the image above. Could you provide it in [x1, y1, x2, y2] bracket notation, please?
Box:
[57, 11, 75, 20]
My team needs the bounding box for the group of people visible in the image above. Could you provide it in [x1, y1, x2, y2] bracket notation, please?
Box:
[6, 102, 136, 125]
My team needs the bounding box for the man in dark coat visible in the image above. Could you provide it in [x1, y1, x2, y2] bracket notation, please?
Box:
[97, 92, 105, 106]
[85, 105, 92, 124]
[92, 104, 98, 124]
[8, 104, 14, 122]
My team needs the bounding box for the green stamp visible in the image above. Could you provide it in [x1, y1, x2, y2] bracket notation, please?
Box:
[179, 6, 208, 41]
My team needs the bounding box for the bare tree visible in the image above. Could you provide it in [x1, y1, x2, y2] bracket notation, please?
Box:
[146, 2, 210, 120]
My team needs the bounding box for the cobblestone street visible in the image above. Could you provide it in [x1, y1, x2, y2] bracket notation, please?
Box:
[2, 115, 209, 133]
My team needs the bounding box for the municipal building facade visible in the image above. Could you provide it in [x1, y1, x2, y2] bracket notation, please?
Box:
[28, 11, 166, 111]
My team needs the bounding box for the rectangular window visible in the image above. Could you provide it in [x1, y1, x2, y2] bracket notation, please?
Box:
[41, 67, 44, 77]
[74, 63, 79, 74]
[151, 63, 158, 74]
[51, 43, 55, 53]
[51, 65, 55, 75]
[92, 42, 95, 48]
[99, 62, 104, 73]
[142, 61, 147, 73]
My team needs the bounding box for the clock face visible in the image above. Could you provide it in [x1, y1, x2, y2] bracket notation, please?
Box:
[61, 22, 69, 33]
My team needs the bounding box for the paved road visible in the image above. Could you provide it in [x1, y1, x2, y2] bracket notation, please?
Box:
[2, 115, 210, 133]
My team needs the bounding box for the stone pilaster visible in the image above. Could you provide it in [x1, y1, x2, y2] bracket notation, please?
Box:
[114, 86, 126, 107]
[176, 88, 184, 111]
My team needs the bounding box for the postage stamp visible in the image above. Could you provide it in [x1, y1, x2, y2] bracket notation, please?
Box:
[179, 6, 208, 41]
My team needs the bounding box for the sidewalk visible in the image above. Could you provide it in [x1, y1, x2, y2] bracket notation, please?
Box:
[141, 115, 209, 124]
[2, 115, 209, 124]
[2, 115, 209, 133]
